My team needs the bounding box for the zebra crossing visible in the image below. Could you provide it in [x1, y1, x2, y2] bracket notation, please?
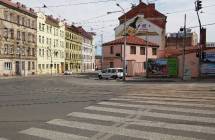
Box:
[16, 91, 215, 140]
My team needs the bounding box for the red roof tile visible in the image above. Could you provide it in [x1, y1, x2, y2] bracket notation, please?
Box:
[103, 35, 159, 47]
[118, 2, 167, 29]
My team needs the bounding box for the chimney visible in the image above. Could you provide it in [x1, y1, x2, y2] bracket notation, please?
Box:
[16, 2, 21, 7]
[139, 0, 142, 4]
[21, 4, 26, 9]
[148, 3, 155, 9]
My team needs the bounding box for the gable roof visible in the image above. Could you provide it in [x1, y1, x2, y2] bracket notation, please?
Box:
[0, 0, 36, 17]
[103, 35, 159, 47]
[118, 2, 167, 29]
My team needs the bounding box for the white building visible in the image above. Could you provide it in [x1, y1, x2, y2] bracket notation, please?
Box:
[36, 12, 65, 75]
[78, 27, 95, 72]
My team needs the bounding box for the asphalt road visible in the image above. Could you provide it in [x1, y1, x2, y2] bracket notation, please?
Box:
[0, 75, 215, 140]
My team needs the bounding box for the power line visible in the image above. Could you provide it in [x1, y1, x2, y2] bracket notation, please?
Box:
[188, 22, 215, 28]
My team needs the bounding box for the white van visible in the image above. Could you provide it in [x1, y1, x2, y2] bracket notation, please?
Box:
[98, 68, 124, 79]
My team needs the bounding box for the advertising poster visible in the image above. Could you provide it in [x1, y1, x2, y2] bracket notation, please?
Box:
[201, 63, 215, 75]
[148, 59, 168, 77]
[148, 58, 178, 77]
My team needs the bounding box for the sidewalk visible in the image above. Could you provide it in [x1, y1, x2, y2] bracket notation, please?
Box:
[125, 77, 215, 83]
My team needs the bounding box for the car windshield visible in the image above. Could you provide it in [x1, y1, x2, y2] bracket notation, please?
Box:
[118, 69, 123, 72]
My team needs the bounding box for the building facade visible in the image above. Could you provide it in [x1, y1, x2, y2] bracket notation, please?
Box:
[102, 36, 159, 76]
[114, 2, 167, 56]
[78, 27, 95, 72]
[0, 0, 37, 76]
[65, 25, 82, 72]
[37, 12, 65, 75]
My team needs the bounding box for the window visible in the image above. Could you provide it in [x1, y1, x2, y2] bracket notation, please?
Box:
[22, 32, 25, 41]
[140, 47, 146, 55]
[10, 29, 14, 39]
[110, 46, 114, 54]
[152, 48, 157, 55]
[4, 44, 8, 54]
[22, 61, 25, 70]
[22, 17, 25, 26]
[17, 31, 20, 40]
[4, 28, 8, 38]
[4, 62, 12, 70]
[4, 11, 9, 20]
[110, 62, 114, 68]
[39, 35, 41, 43]
[27, 19, 30, 27]
[38, 64, 41, 69]
[17, 15, 20, 24]
[32, 48, 35, 56]
[130, 46, 136, 54]
[32, 62, 35, 70]
[28, 61, 31, 70]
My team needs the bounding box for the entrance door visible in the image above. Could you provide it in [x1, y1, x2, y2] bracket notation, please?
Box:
[57, 64, 60, 73]
[15, 61, 20, 75]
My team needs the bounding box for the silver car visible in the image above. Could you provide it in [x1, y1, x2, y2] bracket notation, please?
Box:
[98, 68, 124, 79]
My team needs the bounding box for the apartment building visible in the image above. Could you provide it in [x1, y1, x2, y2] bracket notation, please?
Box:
[78, 27, 95, 72]
[0, 0, 37, 76]
[65, 24, 82, 72]
[37, 12, 65, 74]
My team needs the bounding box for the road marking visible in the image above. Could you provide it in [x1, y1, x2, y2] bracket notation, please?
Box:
[125, 93, 215, 100]
[119, 95, 214, 102]
[110, 98, 215, 108]
[47, 119, 200, 140]
[108, 99, 215, 115]
[68, 112, 215, 135]
[19, 127, 88, 140]
[86, 105, 215, 124]
[0, 138, 8, 140]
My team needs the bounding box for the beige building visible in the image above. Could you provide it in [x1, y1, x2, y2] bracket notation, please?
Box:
[65, 24, 82, 72]
[0, 0, 37, 76]
[37, 12, 65, 75]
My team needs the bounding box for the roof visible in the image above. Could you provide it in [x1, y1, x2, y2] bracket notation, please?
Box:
[103, 35, 159, 47]
[118, 2, 167, 29]
[78, 27, 93, 40]
[45, 15, 60, 27]
[160, 47, 215, 57]
[65, 24, 81, 35]
[0, 0, 37, 17]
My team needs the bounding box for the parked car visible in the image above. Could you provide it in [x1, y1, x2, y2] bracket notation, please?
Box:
[64, 70, 73, 75]
[98, 68, 124, 79]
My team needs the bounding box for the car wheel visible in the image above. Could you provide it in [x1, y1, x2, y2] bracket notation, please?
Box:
[98, 75, 102, 79]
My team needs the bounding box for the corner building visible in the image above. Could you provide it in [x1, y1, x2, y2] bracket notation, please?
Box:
[37, 12, 65, 74]
[0, 0, 37, 76]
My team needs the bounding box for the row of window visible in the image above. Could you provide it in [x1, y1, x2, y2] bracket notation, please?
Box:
[3, 28, 36, 43]
[66, 53, 82, 60]
[4, 11, 36, 29]
[4, 61, 35, 71]
[66, 42, 81, 50]
[38, 36, 64, 48]
[38, 49, 64, 58]
[0, 44, 36, 56]
[110, 46, 157, 56]
[66, 32, 82, 43]
[39, 23, 64, 38]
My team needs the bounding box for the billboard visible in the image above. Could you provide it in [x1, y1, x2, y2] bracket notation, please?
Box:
[201, 63, 215, 75]
[148, 58, 178, 77]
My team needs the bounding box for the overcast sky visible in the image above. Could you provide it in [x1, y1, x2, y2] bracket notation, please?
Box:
[14, 0, 215, 54]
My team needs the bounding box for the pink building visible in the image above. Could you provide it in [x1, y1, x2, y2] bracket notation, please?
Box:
[102, 35, 159, 76]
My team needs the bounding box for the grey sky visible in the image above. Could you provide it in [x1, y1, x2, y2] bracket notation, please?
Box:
[14, 0, 215, 54]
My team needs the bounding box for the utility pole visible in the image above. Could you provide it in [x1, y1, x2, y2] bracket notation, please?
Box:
[145, 30, 148, 78]
[195, 0, 203, 78]
[101, 34, 103, 70]
[181, 14, 187, 80]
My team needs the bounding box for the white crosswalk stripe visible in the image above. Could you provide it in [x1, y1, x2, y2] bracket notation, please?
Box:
[18, 94, 215, 140]
[47, 119, 201, 140]
[86, 105, 215, 124]
[101, 99, 215, 115]
[119, 95, 215, 102]
[0, 138, 8, 140]
[19, 127, 89, 140]
[68, 112, 215, 135]
[110, 98, 215, 108]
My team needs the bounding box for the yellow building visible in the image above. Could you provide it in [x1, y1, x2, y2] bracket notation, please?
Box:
[65, 25, 82, 72]
[37, 12, 65, 75]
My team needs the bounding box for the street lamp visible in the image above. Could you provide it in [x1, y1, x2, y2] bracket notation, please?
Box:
[107, 3, 127, 81]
